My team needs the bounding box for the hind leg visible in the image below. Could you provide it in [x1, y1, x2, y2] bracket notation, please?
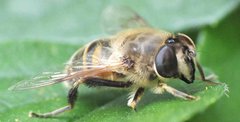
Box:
[29, 82, 80, 118]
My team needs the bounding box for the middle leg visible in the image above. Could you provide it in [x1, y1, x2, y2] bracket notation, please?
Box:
[83, 77, 144, 110]
[127, 87, 145, 111]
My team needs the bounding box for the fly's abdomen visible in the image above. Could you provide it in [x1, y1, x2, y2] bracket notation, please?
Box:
[65, 39, 119, 80]
[83, 39, 112, 67]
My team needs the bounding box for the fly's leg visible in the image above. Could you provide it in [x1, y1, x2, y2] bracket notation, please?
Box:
[196, 62, 221, 85]
[29, 77, 133, 118]
[127, 87, 144, 111]
[156, 83, 198, 100]
[29, 106, 71, 118]
[197, 62, 229, 95]
[29, 82, 80, 118]
[83, 77, 132, 88]
[84, 77, 143, 110]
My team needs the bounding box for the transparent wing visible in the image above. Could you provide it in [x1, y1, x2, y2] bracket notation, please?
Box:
[8, 72, 69, 91]
[9, 59, 123, 91]
[101, 5, 150, 34]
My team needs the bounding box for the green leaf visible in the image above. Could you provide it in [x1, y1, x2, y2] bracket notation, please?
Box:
[0, 0, 238, 42]
[0, 41, 79, 78]
[78, 83, 226, 122]
[0, 1, 238, 122]
[189, 7, 240, 122]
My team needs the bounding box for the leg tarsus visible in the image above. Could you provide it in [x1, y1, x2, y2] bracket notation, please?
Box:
[29, 105, 71, 118]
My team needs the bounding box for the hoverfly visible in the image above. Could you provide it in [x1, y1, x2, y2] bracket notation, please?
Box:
[9, 5, 219, 118]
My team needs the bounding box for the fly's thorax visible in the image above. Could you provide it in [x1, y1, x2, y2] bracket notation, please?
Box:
[107, 29, 174, 88]
[117, 29, 172, 67]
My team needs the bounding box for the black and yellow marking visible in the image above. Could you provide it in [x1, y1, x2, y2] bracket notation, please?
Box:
[78, 39, 112, 69]
[69, 38, 127, 81]
[82, 41, 98, 68]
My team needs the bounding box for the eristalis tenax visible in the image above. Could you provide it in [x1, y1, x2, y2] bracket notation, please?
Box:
[9, 5, 223, 118]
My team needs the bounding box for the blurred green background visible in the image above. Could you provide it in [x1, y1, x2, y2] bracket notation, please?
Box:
[0, 0, 239, 122]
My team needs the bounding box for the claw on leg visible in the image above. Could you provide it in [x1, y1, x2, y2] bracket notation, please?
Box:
[127, 100, 137, 111]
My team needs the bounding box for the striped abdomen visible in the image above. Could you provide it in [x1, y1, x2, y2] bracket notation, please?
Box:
[67, 38, 120, 80]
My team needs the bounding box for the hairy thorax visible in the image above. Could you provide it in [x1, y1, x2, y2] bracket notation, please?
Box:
[110, 28, 173, 87]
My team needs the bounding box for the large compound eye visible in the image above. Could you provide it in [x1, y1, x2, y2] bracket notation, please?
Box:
[155, 45, 178, 78]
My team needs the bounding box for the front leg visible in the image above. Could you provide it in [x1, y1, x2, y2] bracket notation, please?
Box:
[153, 83, 197, 100]
[196, 62, 221, 85]
[127, 87, 144, 111]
